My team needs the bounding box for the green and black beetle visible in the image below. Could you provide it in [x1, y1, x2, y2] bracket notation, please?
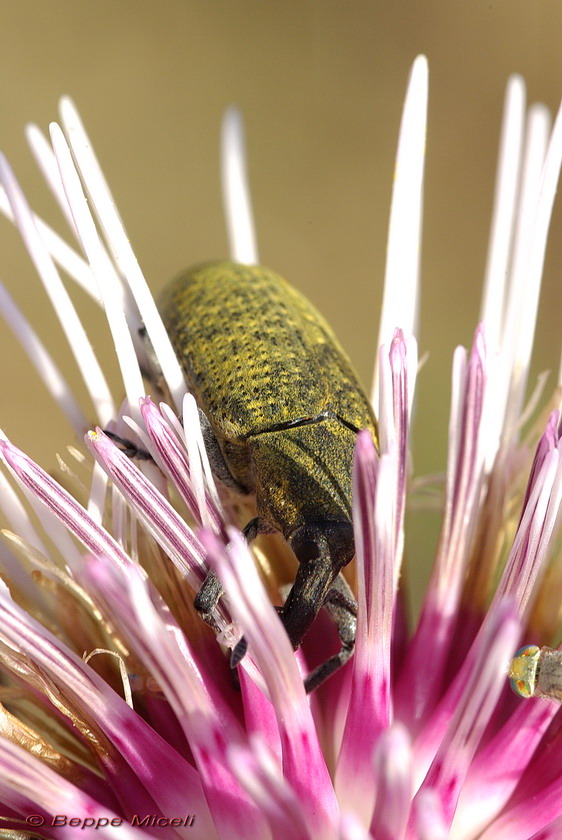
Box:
[159, 261, 378, 691]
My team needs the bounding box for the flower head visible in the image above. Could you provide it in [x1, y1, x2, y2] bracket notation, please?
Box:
[0, 55, 561, 839]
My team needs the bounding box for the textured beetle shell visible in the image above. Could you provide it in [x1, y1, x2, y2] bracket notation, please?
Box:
[159, 261, 378, 536]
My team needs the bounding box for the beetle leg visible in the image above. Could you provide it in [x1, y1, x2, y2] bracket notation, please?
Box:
[323, 572, 358, 616]
[103, 430, 153, 461]
[228, 517, 277, 667]
[192, 413, 257, 642]
[194, 569, 247, 687]
[303, 573, 357, 693]
[193, 571, 223, 632]
[195, 517, 277, 666]
[243, 516, 277, 541]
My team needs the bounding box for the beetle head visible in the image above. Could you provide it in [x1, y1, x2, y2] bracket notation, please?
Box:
[289, 519, 355, 570]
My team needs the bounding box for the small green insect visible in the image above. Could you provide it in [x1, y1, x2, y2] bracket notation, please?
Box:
[159, 261, 378, 691]
[509, 644, 562, 702]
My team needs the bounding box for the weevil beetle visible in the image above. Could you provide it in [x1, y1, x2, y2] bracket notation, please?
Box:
[159, 260, 378, 691]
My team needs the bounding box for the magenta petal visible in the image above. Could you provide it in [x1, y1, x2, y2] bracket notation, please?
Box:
[86, 429, 206, 582]
[529, 813, 562, 840]
[228, 738, 313, 840]
[408, 790, 448, 840]
[493, 415, 562, 614]
[396, 326, 487, 732]
[202, 529, 339, 834]
[80, 554, 270, 839]
[415, 417, 562, 785]
[0, 738, 147, 840]
[478, 774, 562, 840]
[0, 583, 215, 833]
[0, 434, 134, 573]
[336, 432, 393, 822]
[238, 669, 282, 762]
[520, 410, 560, 514]
[139, 396, 227, 537]
[369, 724, 413, 840]
[453, 699, 557, 835]
[338, 813, 377, 840]
[411, 599, 520, 832]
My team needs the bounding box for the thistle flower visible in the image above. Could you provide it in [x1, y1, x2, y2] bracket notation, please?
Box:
[0, 55, 561, 839]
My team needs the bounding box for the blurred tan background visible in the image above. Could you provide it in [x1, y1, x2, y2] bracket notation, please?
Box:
[1, 1, 562, 607]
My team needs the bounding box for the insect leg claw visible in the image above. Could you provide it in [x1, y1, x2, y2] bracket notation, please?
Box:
[304, 573, 357, 693]
[230, 636, 248, 667]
